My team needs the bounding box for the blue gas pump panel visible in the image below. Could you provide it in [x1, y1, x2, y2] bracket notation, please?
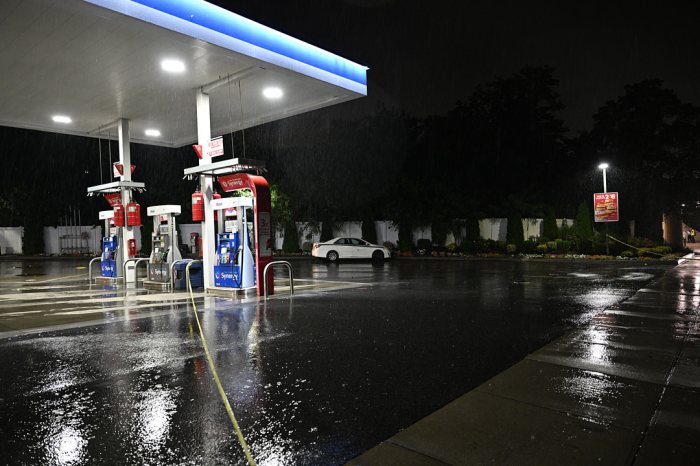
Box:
[101, 235, 118, 278]
[214, 233, 240, 287]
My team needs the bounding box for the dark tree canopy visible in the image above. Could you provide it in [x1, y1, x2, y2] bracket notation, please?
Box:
[581, 79, 700, 240]
[2, 67, 699, 252]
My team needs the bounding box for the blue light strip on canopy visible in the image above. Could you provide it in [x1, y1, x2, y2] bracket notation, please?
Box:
[86, 0, 368, 94]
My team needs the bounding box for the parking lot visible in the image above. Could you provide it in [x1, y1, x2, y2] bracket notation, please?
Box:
[0, 257, 673, 465]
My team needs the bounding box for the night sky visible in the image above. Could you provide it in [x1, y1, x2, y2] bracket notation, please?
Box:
[213, 0, 700, 132]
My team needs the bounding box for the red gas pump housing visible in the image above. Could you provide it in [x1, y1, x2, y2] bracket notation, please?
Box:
[192, 191, 204, 222]
[113, 204, 125, 227]
[126, 202, 141, 227]
[127, 238, 137, 257]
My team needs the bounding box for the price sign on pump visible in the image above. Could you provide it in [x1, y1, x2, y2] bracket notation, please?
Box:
[208, 136, 224, 157]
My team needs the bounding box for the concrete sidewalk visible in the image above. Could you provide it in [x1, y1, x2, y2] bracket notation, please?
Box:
[348, 258, 700, 465]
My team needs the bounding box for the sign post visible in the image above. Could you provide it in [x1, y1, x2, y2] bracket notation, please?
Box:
[594, 191, 619, 256]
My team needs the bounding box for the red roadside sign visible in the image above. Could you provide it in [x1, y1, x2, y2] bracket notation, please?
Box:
[594, 192, 619, 222]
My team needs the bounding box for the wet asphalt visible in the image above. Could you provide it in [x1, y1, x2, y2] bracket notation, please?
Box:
[0, 258, 673, 465]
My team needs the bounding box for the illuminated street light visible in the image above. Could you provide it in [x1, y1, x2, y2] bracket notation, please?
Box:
[598, 163, 608, 193]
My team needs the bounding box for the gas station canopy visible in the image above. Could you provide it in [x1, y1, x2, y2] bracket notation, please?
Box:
[0, 0, 368, 147]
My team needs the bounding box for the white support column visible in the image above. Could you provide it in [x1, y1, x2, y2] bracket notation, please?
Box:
[197, 89, 215, 288]
[117, 118, 136, 283]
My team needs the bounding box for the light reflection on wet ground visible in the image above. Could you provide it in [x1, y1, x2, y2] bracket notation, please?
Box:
[0, 258, 673, 465]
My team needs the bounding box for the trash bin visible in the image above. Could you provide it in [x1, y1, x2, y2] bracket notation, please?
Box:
[173, 260, 203, 290]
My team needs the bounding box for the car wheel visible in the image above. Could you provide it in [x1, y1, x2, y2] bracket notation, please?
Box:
[372, 250, 384, 260]
[327, 250, 339, 262]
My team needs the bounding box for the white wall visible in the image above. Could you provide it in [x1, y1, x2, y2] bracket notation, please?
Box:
[275, 225, 284, 250]
[179, 223, 202, 249]
[0, 227, 23, 254]
[557, 218, 575, 229]
[334, 221, 362, 238]
[479, 218, 507, 241]
[43, 226, 102, 255]
[412, 225, 431, 243]
[375, 221, 399, 246]
[272, 217, 579, 250]
[522, 218, 542, 240]
[42, 225, 148, 255]
[298, 222, 321, 245]
[274, 220, 400, 250]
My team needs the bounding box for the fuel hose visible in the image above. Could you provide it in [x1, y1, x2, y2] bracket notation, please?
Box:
[186, 262, 257, 466]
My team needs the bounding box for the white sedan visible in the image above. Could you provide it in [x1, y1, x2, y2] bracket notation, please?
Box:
[311, 237, 391, 262]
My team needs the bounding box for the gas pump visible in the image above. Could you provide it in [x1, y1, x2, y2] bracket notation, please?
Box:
[143, 205, 182, 290]
[183, 161, 274, 296]
[212, 196, 256, 291]
[99, 210, 119, 278]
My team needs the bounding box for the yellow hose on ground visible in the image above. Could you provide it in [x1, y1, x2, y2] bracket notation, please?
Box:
[186, 262, 257, 466]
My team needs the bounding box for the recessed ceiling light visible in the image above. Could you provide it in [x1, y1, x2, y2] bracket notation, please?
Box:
[52, 115, 72, 124]
[161, 59, 185, 73]
[145, 129, 161, 137]
[263, 87, 283, 99]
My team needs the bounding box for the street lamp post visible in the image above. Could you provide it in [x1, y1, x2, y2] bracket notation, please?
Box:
[598, 163, 610, 255]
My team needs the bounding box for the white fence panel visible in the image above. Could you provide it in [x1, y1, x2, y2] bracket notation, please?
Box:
[557, 218, 575, 229]
[412, 225, 431, 243]
[179, 223, 202, 251]
[479, 218, 507, 241]
[522, 218, 542, 240]
[334, 221, 362, 238]
[43, 226, 102, 255]
[0, 227, 23, 254]
[297, 222, 321, 246]
[375, 221, 398, 246]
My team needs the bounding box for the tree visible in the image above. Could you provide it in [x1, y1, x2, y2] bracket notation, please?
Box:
[583, 79, 700, 241]
[361, 219, 377, 244]
[431, 221, 449, 247]
[320, 220, 334, 242]
[506, 214, 524, 246]
[397, 221, 413, 251]
[542, 208, 559, 241]
[464, 217, 481, 241]
[282, 223, 299, 253]
[574, 201, 593, 239]
[462, 66, 568, 211]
